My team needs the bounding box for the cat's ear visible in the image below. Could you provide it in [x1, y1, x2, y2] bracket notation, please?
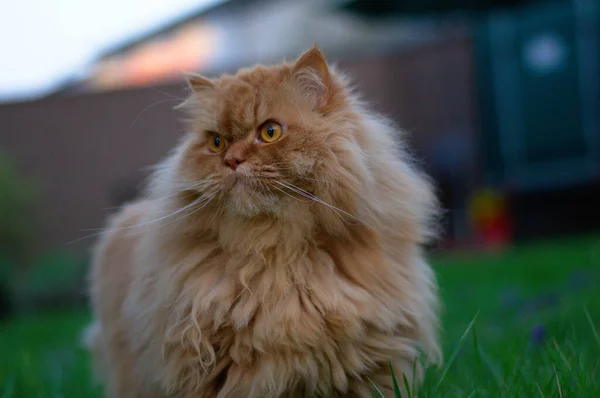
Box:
[176, 73, 215, 111]
[291, 45, 331, 110]
[184, 73, 215, 93]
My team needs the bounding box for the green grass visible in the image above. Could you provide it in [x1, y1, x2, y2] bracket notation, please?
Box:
[1, 236, 600, 397]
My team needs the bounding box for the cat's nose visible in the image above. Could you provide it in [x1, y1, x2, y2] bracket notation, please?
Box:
[225, 155, 245, 171]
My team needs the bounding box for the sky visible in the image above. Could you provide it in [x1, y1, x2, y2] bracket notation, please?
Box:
[0, 0, 223, 102]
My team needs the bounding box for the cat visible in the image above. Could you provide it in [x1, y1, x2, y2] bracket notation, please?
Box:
[85, 45, 441, 398]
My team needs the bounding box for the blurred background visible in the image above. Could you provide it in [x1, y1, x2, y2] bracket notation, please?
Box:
[1, 0, 599, 396]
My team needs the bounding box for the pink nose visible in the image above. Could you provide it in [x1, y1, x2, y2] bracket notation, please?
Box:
[225, 156, 245, 171]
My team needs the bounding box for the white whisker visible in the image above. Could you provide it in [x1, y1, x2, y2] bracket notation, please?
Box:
[173, 191, 218, 221]
[293, 175, 331, 183]
[130, 98, 180, 128]
[273, 186, 310, 202]
[149, 87, 186, 101]
[274, 180, 364, 225]
[67, 190, 217, 245]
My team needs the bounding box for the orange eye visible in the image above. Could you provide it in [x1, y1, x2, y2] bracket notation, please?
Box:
[259, 122, 283, 143]
[208, 134, 225, 153]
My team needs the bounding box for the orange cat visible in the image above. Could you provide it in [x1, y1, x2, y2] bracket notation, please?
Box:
[85, 46, 441, 398]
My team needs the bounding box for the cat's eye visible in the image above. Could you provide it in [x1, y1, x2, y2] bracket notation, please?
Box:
[259, 122, 283, 143]
[208, 133, 226, 153]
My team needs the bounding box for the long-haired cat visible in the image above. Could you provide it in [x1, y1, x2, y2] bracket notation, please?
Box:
[85, 45, 441, 398]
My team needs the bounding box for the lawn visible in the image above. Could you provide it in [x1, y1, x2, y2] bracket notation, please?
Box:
[1, 236, 599, 397]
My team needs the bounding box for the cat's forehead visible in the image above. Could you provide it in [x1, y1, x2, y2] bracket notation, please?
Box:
[213, 66, 288, 137]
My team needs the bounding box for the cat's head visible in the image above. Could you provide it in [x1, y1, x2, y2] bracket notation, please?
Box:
[168, 46, 433, 239]
[171, 47, 355, 218]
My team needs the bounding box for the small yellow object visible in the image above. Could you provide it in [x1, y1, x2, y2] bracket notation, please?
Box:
[468, 189, 506, 226]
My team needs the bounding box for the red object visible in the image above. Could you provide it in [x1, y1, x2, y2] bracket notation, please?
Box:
[480, 215, 511, 248]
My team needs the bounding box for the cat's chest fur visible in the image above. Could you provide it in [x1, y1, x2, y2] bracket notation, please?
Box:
[173, 246, 368, 344]
[141, 229, 407, 396]
[158, 241, 385, 370]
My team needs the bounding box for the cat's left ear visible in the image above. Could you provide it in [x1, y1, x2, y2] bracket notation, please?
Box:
[182, 72, 215, 94]
[291, 45, 331, 110]
[175, 72, 215, 111]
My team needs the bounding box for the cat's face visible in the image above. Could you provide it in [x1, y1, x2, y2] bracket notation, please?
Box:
[176, 47, 360, 218]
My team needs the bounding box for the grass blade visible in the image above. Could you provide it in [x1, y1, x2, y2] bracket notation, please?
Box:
[389, 363, 403, 398]
[553, 365, 563, 398]
[402, 374, 411, 398]
[411, 356, 418, 397]
[367, 377, 385, 398]
[535, 382, 545, 397]
[584, 305, 600, 350]
[472, 323, 481, 391]
[434, 311, 479, 391]
[479, 347, 506, 390]
[552, 339, 571, 370]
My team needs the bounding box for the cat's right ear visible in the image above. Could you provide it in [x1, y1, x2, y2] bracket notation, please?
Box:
[290, 45, 331, 110]
[184, 73, 215, 93]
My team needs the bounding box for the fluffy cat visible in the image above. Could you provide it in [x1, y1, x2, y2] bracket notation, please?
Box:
[85, 45, 441, 398]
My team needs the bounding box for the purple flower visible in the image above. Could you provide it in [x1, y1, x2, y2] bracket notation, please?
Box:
[531, 324, 546, 345]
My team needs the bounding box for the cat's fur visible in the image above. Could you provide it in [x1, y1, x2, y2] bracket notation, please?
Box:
[85, 46, 441, 398]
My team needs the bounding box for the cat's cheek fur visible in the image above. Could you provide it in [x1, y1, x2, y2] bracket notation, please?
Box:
[85, 46, 440, 398]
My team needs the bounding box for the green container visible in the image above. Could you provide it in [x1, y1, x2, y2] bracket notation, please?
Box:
[475, 0, 600, 191]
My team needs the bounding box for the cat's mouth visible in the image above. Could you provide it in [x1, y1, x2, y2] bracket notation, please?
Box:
[226, 172, 257, 193]
[227, 173, 245, 188]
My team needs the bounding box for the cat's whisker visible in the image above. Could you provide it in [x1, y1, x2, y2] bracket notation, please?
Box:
[114, 187, 203, 219]
[293, 175, 331, 183]
[153, 176, 218, 190]
[173, 191, 218, 221]
[268, 162, 301, 168]
[269, 163, 364, 196]
[208, 194, 226, 228]
[130, 98, 181, 128]
[93, 187, 204, 233]
[150, 178, 219, 204]
[273, 186, 311, 203]
[68, 191, 217, 245]
[149, 87, 187, 102]
[276, 181, 345, 219]
[274, 180, 364, 225]
[149, 190, 219, 226]
[281, 182, 364, 226]
[151, 188, 200, 206]
[105, 196, 208, 233]
[263, 163, 331, 184]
